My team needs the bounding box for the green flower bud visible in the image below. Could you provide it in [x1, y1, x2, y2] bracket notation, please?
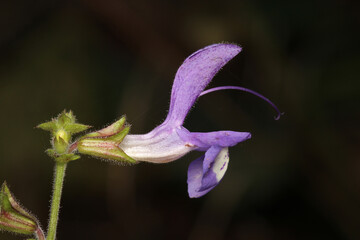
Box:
[0, 182, 40, 236]
[37, 110, 91, 160]
[53, 132, 69, 154]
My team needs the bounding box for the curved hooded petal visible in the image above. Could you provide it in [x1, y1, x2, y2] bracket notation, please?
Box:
[187, 147, 230, 198]
[164, 43, 242, 127]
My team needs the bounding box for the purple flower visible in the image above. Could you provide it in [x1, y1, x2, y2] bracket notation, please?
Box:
[118, 43, 281, 198]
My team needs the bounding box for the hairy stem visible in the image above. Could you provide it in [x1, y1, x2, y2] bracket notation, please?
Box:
[35, 227, 46, 240]
[47, 162, 67, 240]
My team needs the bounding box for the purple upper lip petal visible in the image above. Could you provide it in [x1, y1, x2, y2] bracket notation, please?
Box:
[118, 43, 281, 198]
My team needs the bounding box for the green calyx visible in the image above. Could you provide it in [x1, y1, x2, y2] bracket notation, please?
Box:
[0, 182, 39, 235]
[77, 116, 136, 164]
[83, 117, 126, 138]
[37, 110, 91, 163]
[38, 111, 134, 164]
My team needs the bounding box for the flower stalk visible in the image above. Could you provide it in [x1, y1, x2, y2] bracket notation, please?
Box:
[47, 162, 67, 240]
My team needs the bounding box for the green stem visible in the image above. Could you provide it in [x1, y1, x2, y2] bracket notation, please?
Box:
[47, 162, 67, 240]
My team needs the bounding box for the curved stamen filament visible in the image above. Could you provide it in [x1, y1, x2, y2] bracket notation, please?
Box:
[199, 86, 283, 120]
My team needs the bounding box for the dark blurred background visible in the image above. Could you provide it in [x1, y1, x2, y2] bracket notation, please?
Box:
[0, 0, 359, 239]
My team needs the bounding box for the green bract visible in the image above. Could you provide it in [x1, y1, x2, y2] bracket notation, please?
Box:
[37, 110, 91, 162]
[0, 182, 39, 235]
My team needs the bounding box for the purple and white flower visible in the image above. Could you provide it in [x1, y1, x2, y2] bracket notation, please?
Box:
[118, 43, 281, 198]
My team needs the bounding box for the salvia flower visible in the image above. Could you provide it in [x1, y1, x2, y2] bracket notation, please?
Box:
[116, 43, 281, 198]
